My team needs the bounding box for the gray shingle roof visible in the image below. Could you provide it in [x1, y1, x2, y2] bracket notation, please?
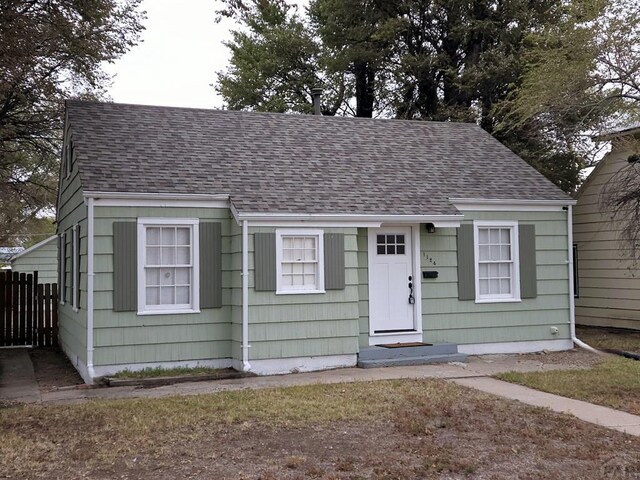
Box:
[66, 100, 570, 216]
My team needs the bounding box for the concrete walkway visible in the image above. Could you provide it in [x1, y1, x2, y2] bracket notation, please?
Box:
[0, 348, 41, 403]
[453, 377, 640, 437]
[37, 354, 584, 404]
[2, 350, 639, 437]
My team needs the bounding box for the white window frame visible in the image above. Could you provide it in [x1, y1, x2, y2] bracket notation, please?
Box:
[72, 225, 79, 311]
[59, 233, 66, 305]
[137, 218, 200, 315]
[473, 221, 521, 303]
[275, 229, 325, 295]
[64, 134, 72, 180]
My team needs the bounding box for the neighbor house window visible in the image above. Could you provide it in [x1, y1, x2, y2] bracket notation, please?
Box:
[474, 221, 520, 303]
[275, 229, 324, 294]
[137, 218, 199, 314]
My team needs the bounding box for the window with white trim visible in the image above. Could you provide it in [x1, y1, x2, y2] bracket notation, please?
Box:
[474, 222, 520, 302]
[59, 233, 66, 304]
[137, 218, 199, 314]
[276, 229, 324, 294]
[72, 225, 78, 310]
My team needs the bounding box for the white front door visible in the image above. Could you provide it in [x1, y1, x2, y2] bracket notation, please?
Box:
[368, 227, 418, 339]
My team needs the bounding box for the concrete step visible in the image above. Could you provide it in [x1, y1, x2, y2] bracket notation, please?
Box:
[357, 353, 468, 368]
[359, 343, 460, 361]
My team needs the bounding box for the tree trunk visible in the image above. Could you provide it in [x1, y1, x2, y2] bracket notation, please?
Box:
[354, 61, 375, 118]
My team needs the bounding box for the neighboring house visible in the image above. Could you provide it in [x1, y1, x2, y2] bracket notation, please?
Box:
[58, 100, 577, 384]
[9, 236, 58, 284]
[574, 124, 640, 330]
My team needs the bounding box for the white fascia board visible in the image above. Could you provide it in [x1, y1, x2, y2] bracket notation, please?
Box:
[235, 212, 463, 228]
[449, 198, 577, 212]
[84, 191, 230, 208]
[9, 235, 57, 262]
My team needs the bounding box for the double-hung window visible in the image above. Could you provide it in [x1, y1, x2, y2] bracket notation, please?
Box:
[137, 218, 199, 314]
[474, 221, 520, 303]
[275, 229, 324, 294]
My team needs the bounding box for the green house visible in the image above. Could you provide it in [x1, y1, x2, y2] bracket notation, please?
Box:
[58, 100, 577, 384]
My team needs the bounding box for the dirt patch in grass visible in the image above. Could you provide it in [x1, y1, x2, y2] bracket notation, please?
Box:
[2, 379, 639, 479]
[516, 347, 603, 368]
[29, 348, 83, 391]
[577, 325, 640, 354]
[497, 356, 640, 416]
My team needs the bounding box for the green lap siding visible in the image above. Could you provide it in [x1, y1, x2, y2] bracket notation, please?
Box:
[357, 228, 369, 348]
[91, 212, 359, 366]
[56, 143, 88, 368]
[246, 227, 360, 360]
[92, 206, 234, 367]
[60, 196, 571, 372]
[421, 211, 571, 345]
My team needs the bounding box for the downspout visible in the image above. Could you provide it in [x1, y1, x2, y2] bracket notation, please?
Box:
[241, 220, 251, 371]
[567, 204, 598, 353]
[86, 197, 97, 381]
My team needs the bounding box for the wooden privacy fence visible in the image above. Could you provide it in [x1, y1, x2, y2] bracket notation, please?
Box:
[0, 270, 58, 347]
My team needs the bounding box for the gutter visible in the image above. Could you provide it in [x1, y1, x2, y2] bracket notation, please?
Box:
[567, 204, 598, 354]
[241, 220, 251, 371]
[86, 196, 97, 381]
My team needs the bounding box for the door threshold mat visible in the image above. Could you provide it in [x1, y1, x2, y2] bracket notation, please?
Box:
[377, 342, 433, 348]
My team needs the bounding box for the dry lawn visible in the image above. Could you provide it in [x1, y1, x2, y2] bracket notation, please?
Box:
[498, 327, 640, 416]
[2, 379, 639, 479]
[497, 356, 640, 416]
[576, 325, 640, 353]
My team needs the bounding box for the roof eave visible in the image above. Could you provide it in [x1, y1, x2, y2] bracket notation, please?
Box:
[9, 235, 57, 262]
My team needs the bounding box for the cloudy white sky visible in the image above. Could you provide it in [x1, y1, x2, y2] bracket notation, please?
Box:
[103, 0, 307, 109]
[103, 0, 231, 109]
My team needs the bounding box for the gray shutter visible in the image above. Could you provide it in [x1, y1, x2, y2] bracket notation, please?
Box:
[324, 233, 345, 290]
[200, 222, 222, 308]
[457, 224, 475, 300]
[519, 224, 537, 299]
[113, 222, 137, 312]
[254, 232, 276, 291]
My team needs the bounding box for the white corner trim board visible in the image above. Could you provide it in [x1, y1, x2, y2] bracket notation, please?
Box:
[458, 339, 574, 356]
[248, 354, 357, 375]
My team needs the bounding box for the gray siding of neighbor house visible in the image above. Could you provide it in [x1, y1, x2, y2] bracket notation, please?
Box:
[11, 237, 58, 284]
[574, 138, 640, 330]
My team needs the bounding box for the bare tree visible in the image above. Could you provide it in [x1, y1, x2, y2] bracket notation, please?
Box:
[600, 135, 640, 265]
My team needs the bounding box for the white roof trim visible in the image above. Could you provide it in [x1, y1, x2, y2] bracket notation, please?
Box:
[450, 198, 576, 212]
[83, 191, 230, 201]
[84, 192, 231, 208]
[233, 212, 463, 227]
[9, 235, 57, 262]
